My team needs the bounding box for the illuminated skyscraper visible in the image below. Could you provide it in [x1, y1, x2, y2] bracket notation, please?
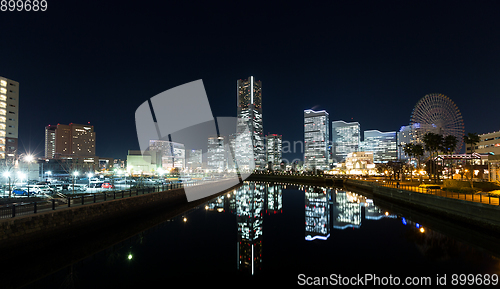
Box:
[304, 109, 330, 170]
[331, 120, 360, 163]
[236, 76, 264, 170]
[361, 130, 397, 163]
[397, 125, 413, 161]
[0, 76, 18, 163]
[265, 134, 282, 170]
[207, 135, 226, 171]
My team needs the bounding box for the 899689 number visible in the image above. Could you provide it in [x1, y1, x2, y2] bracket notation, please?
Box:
[451, 274, 498, 286]
[1, 0, 48, 11]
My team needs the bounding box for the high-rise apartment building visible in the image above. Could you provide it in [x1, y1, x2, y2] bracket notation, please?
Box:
[361, 130, 397, 163]
[331, 120, 360, 163]
[236, 76, 264, 170]
[266, 134, 282, 170]
[304, 109, 330, 170]
[0, 76, 19, 163]
[44, 125, 57, 159]
[44, 123, 96, 158]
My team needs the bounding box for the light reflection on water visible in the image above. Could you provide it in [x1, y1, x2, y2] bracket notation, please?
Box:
[26, 181, 500, 288]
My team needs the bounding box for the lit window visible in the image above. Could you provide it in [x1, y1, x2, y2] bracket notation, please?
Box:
[0, 102, 5, 108]
[0, 110, 5, 116]
[0, 88, 5, 94]
[0, 95, 5, 101]
[0, 80, 5, 87]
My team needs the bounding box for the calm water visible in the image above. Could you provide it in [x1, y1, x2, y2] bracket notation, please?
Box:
[25, 182, 500, 288]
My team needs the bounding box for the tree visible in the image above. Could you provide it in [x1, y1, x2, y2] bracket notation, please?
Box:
[442, 135, 458, 179]
[403, 143, 415, 181]
[413, 143, 424, 183]
[463, 133, 481, 154]
[422, 132, 444, 183]
[463, 132, 481, 189]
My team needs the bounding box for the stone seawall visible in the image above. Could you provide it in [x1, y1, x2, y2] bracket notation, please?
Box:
[0, 188, 186, 246]
[344, 179, 500, 232]
[0, 179, 240, 249]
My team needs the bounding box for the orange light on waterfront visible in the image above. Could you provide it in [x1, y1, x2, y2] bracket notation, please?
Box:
[419, 227, 425, 233]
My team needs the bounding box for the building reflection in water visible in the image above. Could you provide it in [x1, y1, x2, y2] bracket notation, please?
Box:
[204, 182, 285, 275]
[204, 182, 402, 276]
[302, 185, 331, 241]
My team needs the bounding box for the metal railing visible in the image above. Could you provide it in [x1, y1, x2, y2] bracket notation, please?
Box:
[0, 180, 203, 219]
[370, 180, 500, 206]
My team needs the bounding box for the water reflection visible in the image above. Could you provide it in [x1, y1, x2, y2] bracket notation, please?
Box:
[202, 182, 439, 276]
[303, 186, 330, 240]
[204, 182, 284, 275]
[26, 181, 500, 288]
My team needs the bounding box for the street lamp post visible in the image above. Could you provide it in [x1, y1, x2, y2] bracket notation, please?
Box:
[73, 171, 79, 194]
[87, 172, 93, 186]
[3, 172, 11, 198]
[25, 155, 33, 194]
[18, 172, 26, 197]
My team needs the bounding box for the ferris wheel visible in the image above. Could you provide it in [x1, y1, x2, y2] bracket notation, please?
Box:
[410, 93, 465, 153]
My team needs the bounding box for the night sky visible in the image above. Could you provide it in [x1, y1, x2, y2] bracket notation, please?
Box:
[2, 1, 500, 161]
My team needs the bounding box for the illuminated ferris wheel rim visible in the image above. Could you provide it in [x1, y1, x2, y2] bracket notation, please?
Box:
[409, 93, 465, 151]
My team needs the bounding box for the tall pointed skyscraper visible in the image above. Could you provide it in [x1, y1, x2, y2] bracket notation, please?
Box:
[236, 76, 265, 170]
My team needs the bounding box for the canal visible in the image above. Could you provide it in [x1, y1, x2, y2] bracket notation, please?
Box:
[22, 181, 500, 288]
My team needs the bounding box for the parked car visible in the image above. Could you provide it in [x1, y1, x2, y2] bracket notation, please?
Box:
[26, 185, 52, 195]
[68, 184, 87, 192]
[12, 188, 29, 196]
[89, 182, 104, 188]
[102, 182, 114, 189]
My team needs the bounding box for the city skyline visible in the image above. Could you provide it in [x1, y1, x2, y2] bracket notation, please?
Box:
[2, 1, 500, 162]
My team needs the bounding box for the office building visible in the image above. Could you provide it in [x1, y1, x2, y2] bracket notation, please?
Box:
[397, 125, 413, 161]
[361, 130, 397, 163]
[236, 76, 265, 170]
[304, 109, 330, 170]
[126, 150, 161, 174]
[331, 120, 360, 163]
[0, 76, 19, 163]
[207, 135, 226, 171]
[467, 130, 500, 155]
[149, 139, 185, 169]
[45, 123, 96, 158]
[187, 149, 203, 170]
[266, 134, 282, 170]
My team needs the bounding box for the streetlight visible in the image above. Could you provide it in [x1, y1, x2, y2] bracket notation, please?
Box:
[17, 172, 27, 196]
[72, 171, 79, 194]
[24, 154, 33, 185]
[87, 172, 93, 191]
[3, 172, 11, 198]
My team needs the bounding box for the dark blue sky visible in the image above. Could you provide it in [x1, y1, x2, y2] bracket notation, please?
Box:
[2, 0, 499, 160]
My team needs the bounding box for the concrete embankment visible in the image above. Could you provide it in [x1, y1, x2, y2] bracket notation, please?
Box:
[0, 180, 241, 289]
[344, 179, 500, 233]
